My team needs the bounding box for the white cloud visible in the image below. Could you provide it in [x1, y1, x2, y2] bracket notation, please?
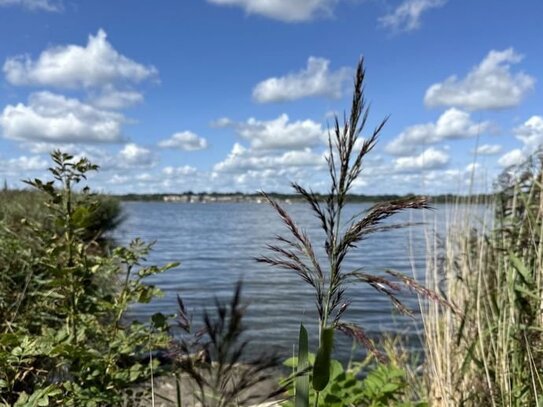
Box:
[491, 116, 543, 170]
[118, 143, 153, 167]
[379, 0, 446, 32]
[424, 48, 535, 110]
[214, 143, 324, 173]
[253, 57, 351, 103]
[0, 0, 61, 11]
[90, 86, 144, 109]
[498, 149, 525, 167]
[473, 144, 502, 156]
[158, 131, 208, 151]
[210, 117, 233, 128]
[217, 114, 325, 150]
[108, 174, 130, 185]
[207, 0, 337, 22]
[0, 155, 48, 173]
[0, 92, 125, 143]
[162, 165, 198, 176]
[386, 108, 492, 156]
[465, 162, 480, 173]
[393, 147, 449, 172]
[21, 141, 76, 154]
[3, 29, 157, 89]
[513, 115, 543, 154]
[135, 173, 153, 182]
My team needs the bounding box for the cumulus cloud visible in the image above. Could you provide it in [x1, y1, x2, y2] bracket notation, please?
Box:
[90, 86, 144, 109]
[217, 114, 325, 150]
[424, 48, 535, 110]
[393, 147, 449, 172]
[513, 115, 543, 154]
[207, 0, 337, 22]
[385, 108, 492, 156]
[214, 143, 324, 173]
[0, 91, 125, 143]
[20, 141, 75, 154]
[253, 57, 351, 103]
[108, 174, 130, 185]
[0, 0, 61, 11]
[158, 131, 208, 151]
[473, 144, 502, 155]
[498, 149, 525, 167]
[465, 162, 480, 173]
[495, 115, 543, 169]
[3, 29, 157, 89]
[118, 143, 153, 167]
[162, 165, 198, 176]
[0, 155, 48, 173]
[379, 0, 446, 32]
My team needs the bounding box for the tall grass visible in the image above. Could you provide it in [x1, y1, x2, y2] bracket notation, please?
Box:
[258, 58, 448, 406]
[169, 282, 282, 407]
[423, 153, 543, 406]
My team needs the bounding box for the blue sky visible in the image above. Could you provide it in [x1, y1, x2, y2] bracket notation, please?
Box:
[0, 0, 542, 194]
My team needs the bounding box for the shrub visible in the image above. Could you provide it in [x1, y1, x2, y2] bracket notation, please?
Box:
[0, 151, 177, 406]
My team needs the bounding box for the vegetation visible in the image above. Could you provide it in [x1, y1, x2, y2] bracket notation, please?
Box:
[0, 189, 123, 244]
[1, 58, 542, 407]
[0, 151, 177, 406]
[282, 352, 424, 407]
[169, 282, 281, 407]
[257, 59, 447, 407]
[422, 152, 543, 406]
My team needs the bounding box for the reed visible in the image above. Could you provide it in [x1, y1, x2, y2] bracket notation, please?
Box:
[169, 281, 282, 407]
[258, 58, 447, 405]
[422, 152, 543, 406]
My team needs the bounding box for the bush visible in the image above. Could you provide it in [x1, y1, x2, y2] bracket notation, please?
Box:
[0, 151, 177, 406]
[0, 189, 123, 244]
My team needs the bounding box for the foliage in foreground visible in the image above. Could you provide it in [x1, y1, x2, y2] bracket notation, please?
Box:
[282, 351, 426, 407]
[424, 152, 543, 406]
[168, 282, 281, 407]
[258, 58, 448, 406]
[0, 151, 177, 406]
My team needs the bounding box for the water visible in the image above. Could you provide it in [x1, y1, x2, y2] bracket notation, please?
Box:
[113, 201, 449, 361]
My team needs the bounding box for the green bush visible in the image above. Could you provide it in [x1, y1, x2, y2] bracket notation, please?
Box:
[0, 189, 122, 244]
[0, 151, 177, 406]
[282, 353, 425, 407]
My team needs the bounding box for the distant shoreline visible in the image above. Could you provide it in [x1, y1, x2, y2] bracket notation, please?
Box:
[114, 192, 493, 204]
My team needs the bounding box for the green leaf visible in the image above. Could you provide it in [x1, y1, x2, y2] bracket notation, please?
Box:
[295, 323, 309, 407]
[509, 252, 533, 285]
[312, 327, 334, 391]
[151, 312, 169, 330]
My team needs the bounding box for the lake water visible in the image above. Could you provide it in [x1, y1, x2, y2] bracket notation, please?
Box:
[113, 201, 455, 361]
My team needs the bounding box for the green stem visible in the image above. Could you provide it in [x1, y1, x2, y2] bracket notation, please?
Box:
[64, 176, 78, 344]
[321, 194, 344, 340]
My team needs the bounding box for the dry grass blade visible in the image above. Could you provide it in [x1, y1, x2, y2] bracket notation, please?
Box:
[170, 282, 281, 407]
[291, 182, 328, 237]
[337, 197, 430, 259]
[336, 322, 387, 363]
[385, 269, 457, 313]
[259, 192, 323, 281]
[349, 272, 414, 317]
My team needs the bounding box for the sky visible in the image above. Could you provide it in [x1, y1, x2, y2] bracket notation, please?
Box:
[0, 0, 542, 195]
